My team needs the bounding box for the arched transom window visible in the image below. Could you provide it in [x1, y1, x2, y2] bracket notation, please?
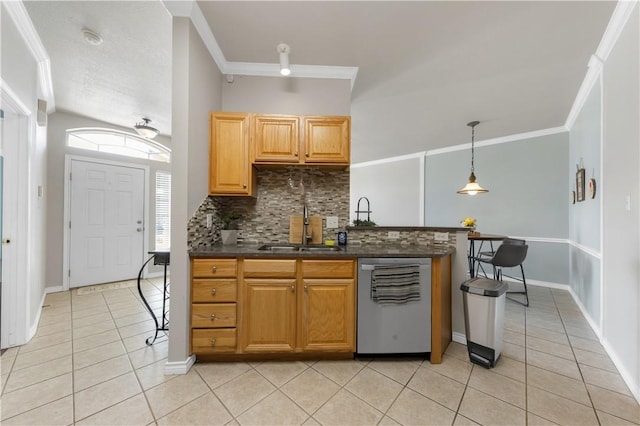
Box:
[66, 128, 171, 163]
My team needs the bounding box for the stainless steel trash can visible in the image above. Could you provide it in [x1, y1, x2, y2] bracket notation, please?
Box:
[460, 277, 508, 368]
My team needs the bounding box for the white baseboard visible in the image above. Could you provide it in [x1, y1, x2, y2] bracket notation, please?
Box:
[452, 331, 467, 345]
[567, 287, 602, 340]
[600, 339, 640, 403]
[45, 285, 65, 294]
[164, 355, 196, 375]
[526, 279, 569, 291]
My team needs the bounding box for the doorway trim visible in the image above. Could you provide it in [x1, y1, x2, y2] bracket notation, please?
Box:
[63, 154, 150, 291]
[1, 79, 33, 348]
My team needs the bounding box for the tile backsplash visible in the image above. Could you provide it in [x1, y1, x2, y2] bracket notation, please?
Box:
[188, 167, 349, 249]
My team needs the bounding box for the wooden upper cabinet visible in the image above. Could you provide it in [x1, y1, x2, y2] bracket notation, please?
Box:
[253, 115, 300, 163]
[209, 112, 256, 196]
[302, 116, 350, 165]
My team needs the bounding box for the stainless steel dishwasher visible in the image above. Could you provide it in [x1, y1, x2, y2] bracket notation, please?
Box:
[357, 258, 431, 355]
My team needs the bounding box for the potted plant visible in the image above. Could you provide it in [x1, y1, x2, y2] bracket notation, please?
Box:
[352, 219, 377, 227]
[220, 212, 241, 245]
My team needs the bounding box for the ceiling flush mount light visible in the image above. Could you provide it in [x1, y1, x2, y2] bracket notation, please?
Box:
[82, 27, 103, 46]
[457, 120, 489, 195]
[277, 43, 291, 76]
[134, 118, 159, 139]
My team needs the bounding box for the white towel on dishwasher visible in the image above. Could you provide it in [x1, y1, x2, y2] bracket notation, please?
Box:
[371, 264, 421, 304]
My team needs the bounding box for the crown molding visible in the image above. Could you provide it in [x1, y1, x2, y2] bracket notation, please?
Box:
[565, 1, 637, 130]
[350, 151, 426, 169]
[426, 126, 568, 157]
[4, 1, 55, 112]
[162, 0, 358, 90]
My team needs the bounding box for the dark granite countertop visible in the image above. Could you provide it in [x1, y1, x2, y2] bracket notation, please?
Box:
[189, 243, 454, 259]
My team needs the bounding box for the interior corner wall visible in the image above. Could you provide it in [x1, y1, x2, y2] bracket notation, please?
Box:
[221, 76, 351, 116]
[568, 78, 602, 325]
[425, 132, 570, 285]
[350, 156, 424, 226]
[1, 1, 46, 344]
[601, 4, 640, 401]
[168, 17, 222, 365]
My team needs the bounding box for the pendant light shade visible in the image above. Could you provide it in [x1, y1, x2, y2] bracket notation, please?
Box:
[133, 118, 159, 139]
[457, 120, 488, 195]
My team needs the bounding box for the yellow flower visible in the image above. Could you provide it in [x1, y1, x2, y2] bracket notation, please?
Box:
[461, 217, 477, 227]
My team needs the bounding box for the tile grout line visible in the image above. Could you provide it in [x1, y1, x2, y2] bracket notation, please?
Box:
[551, 289, 603, 426]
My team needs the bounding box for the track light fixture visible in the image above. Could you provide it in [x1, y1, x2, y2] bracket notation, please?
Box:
[277, 43, 291, 76]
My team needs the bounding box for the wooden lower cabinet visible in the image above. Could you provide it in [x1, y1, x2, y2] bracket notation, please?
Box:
[241, 259, 356, 354]
[300, 278, 354, 351]
[242, 279, 297, 352]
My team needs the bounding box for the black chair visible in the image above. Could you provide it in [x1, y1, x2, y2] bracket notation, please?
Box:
[474, 238, 525, 276]
[474, 242, 529, 307]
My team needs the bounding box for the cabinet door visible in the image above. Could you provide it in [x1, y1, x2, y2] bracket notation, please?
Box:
[209, 112, 254, 195]
[300, 278, 355, 351]
[302, 116, 350, 164]
[253, 115, 300, 163]
[242, 279, 297, 352]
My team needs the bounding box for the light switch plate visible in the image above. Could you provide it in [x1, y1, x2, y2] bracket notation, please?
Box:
[434, 232, 448, 241]
[387, 231, 400, 240]
[326, 216, 339, 229]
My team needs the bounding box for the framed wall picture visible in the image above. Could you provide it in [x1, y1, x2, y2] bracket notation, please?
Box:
[576, 168, 586, 202]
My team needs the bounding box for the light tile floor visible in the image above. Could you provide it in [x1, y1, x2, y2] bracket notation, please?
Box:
[1, 280, 639, 425]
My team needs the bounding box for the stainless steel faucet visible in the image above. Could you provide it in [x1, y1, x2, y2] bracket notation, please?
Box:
[302, 204, 312, 246]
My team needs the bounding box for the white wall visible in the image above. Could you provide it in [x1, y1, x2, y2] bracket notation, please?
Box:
[1, 1, 47, 345]
[221, 76, 351, 116]
[601, 4, 639, 401]
[168, 17, 222, 367]
[350, 155, 424, 226]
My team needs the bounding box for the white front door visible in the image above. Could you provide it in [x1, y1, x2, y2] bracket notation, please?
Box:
[69, 159, 145, 287]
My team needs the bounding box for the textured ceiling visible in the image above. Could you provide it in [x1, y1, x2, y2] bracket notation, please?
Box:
[23, 1, 616, 161]
[23, 1, 172, 136]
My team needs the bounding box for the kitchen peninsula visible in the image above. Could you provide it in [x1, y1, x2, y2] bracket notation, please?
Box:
[189, 237, 454, 364]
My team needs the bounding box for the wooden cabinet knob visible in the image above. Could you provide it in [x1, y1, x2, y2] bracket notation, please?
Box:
[210, 314, 217, 320]
[210, 338, 217, 346]
[211, 288, 217, 295]
[211, 266, 217, 272]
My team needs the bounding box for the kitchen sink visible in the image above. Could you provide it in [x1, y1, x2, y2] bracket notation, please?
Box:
[298, 246, 342, 252]
[258, 244, 341, 252]
[258, 244, 299, 252]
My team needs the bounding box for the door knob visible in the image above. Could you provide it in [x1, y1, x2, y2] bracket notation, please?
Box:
[136, 228, 142, 232]
[137, 220, 142, 224]
[2, 238, 10, 245]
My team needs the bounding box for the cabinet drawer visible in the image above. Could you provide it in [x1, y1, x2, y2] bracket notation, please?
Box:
[244, 259, 297, 278]
[301, 259, 355, 278]
[192, 328, 237, 353]
[192, 258, 237, 278]
[192, 279, 237, 302]
[191, 303, 236, 328]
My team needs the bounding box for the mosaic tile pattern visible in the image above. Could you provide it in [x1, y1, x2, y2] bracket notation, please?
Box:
[188, 167, 349, 248]
[346, 228, 458, 250]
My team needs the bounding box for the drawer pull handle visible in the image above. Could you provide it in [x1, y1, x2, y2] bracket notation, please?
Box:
[211, 266, 217, 272]
[210, 338, 216, 346]
[211, 288, 217, 295]
[210, 314, 217, 320]
[291, 285, 295, 292]
[304, 285, 308, 292]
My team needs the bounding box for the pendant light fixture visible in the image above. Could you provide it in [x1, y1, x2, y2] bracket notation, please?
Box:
[133, 117, 159, 139]
[277, 43, 291, 76]
[457, 120, 488, 195]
